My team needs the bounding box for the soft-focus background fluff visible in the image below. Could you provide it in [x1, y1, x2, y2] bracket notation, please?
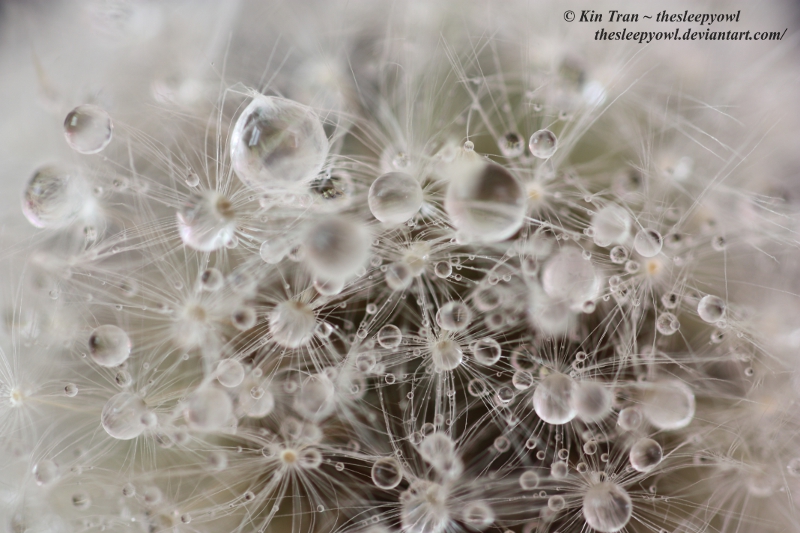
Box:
[2, 1, 800, 533]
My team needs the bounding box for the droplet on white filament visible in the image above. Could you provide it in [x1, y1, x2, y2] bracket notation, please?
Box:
[102, 392, 147, 440]
[295, 373, 336, 420]
[177, 192, 236, 252]
[63, 104, 113, 154]
[377, 325, 403, 349]
[184, 386, 233, 431]
[215, 359, 245, 387]
[582, 482, 632, 533]
[22, 166, 87, 229]
[533, 373, 576, 425]
[371, 457, 403, 489]
[89, 325, 131, 367]
[528, 129, 557, 159]
[303, 216, 370, 282]
[541, 247, 599, 305]
[368, 172, 423, 224]
[230, 95, 328, 192]
[431, 339, 463, 371]
[444, 161, 526, 243]
[591, 205, 631, 247]
[641, 380, 695, 430]
[633, 229, 663, 258]
[269, 300, 316, 349]
[629, 438, 662, 473]
[697, 295, 725, 323]
[435, 301, 472, 332]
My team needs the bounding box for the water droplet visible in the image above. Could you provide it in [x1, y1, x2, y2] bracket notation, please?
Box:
[64, 383, 78, 397]
[434, 261, 452, 278]
[230, 95, 328, 192]
[22, 166, 86, 229]
[64, 104, 112, 154]
[498, 132, 524, 157]
[444, 162, 525, 243]
[295, 373, 336, 421]
[385, 262, 414, 291]
[464, 140, 474, 151]
[89, 325, 131, 367]
[304, 216, 370, 282]
[216, 359, 245, 387]
[33, 460, 59, 486]
[629, 438, 662, 473]
[641, 380, 695, 430]
[269, 300, 316, 348]
[436, 301, 471, 332]
[633, 229, 663, 258]
[572, 381, 612, 422]
[592, 205, 630, 247]
[177, 192, 236, 252]
[372, 457, 403, 489]
[473, 337, 501, 366]
[368, 172, 423, 225]
[528, 129, 557, 159]
[533, 373, 576, 425]
[656, 312, 680, 335]
[184, 386, 233, 431]
[697, 295, 725, 323]
[582, 482, 632, 532]
[431, 339, 463, 371]
[541, 248, 599, 305]
[609, 246, 628, 264]
[519, 470, 539, 489]
[548, 495, 566, 512]
[101, 392, 146, 440]
[378, 325, 402, 349]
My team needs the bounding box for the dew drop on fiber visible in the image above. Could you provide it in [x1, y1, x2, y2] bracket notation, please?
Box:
[199, 268, 223, 291]
[629, 438, 662, 473]
[102, 392, 147, 440]
[377, 325, 402, 349]
[498, 131, 525, 157]
[582, 482, 632, 533]
[541, 247, 599, 305]
[22, 166, 86, 229]
[519, 470, 539, 490]
[592, 205, 630, 247]
[33, 460, 59, 486]
[436, 301, 471, 332]
[177, 192, 236, 252]
[371, 457, 403, 489]
[216, 359, 244, 387]
[572, 380, 612, 422]
[269, 300, 316, 348]
[304, 216, 370, 281]
[656, 312, 680, 335]
[184, 386, 233, 431]
[296, 373, 336, 420]
[89, 325, 131, 367]
[368, 172, 423, 224]
[528, 129, 557, 159]
[230, 95, 328, 191]
[431, 339, 463, 371]
[462, 501, 494, 529]
[64, 104, 113, 154]
[444, 161, 525, 243]
[641, 380, 695, 430]
[472, 337, 501, 366]
[533, 372, 576, 425]
[697, 295, 725, 323]
[633, 229, 663, 258]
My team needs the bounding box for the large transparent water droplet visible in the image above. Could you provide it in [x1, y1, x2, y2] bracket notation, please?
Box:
[368, 172, 423, 224]
[64, 104, 113, 154]
[33, 460, 60, 486]
[629, 438, 662, 473]
[176, 192, 236, 252]
[89, 325, 131, 367]
[431, 339, 463, 371]
[269, 300, 316, 348]
[372, 457, 403, 489]
[184, 387, 233, 431]
[591, 205, 630, 247]
[582, 482, 632, 533]
[102, 392, 146, 440]
[304, 216, 370, 281]
[572, 380, 612, 422]
[22, 166, 86, 229]
[541, 247, 599, 305]
[641, 380, 695, 430]
[697, 295, 725, 323]
[633, 229, 663, 258]
[230, 95, 328, 192]
[528, 129, 557, 159]
[435, 301, 471, 332]
[533, 372, 576, 425]
[295, 373, 336, 420]
[444, 161, 526, 243]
